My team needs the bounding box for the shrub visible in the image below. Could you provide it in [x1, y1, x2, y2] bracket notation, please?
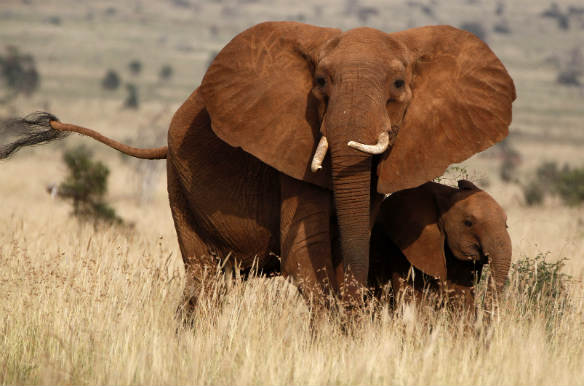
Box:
[101, 69, 120, 90]
[460, 21, 487, 41]
[172, 0, 191, 7]
[522, 162, 559, 206]
[47, 16, 61, 25]
[57, 146, 122, 225]
[124, 83, 139, 109]
[420, 4, 434, 17]
[128, 60, 142, 75]
[522, 161, 584, 206]
[554, 167, 584, 206]
[493, 20, 511, 34]
[356, 7, 378, 23]
[498, 139, 521, 183]
[535, 161, 561, 187]
[523, 180, 545, 206]
[557, 13, 570, 30]
[567, 6, 584, 16]
[556, 47, 582, 86]
[541, 3, 571, 30]
[557, 70, 580, 86]
[541, 2, 561, 18]
[0, 46, 40, 101]
[159, 64, 173, 81]
[509, 253, 572, 325]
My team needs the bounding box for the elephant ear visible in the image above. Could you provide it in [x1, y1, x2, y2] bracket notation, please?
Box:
[377, 182, 454, 280]
[377, 25, 516, 193]
[199, 22, 341, 189]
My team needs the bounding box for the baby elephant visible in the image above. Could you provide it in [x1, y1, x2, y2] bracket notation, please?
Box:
[369, 180, 511, 309]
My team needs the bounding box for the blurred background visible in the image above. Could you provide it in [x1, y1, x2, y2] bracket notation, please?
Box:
[0, 0, 583, 272]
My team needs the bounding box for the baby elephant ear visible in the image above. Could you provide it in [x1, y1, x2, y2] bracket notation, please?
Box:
[377, 25, 516, 194]
[200, 22, 341, 189]
[377, 183, 451, 280]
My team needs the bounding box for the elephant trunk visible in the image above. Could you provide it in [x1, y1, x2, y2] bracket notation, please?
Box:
[322, 77, 390, 303]
[485, 231, 513, 295]
[330, 149, 372, 301]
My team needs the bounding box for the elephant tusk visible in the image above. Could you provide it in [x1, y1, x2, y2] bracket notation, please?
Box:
[347, 131, 390, 155]
[310, 136, 329, 172]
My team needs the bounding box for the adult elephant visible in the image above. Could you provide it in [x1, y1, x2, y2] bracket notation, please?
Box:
[0, 22, 515, 307]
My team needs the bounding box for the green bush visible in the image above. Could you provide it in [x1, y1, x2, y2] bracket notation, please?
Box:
[555, 167, 584, 206]
[522, 161, 584, 206]
[57, 146, 122, 225]
[511, 254, 571, 303]
[556, 48, 582, 87]
[498, 139, 521, 183]
[124, 83, 139, 109]
[101, 69, 120, 90]
[128, 59, 142, 75]
[0, 46, 40, 102]
[557, 70, 580, 86]
[509, 253, 572, 326]
[493, 20, 511, 34]
[523, 180, 545, 206]
[159, 64, 173, 81]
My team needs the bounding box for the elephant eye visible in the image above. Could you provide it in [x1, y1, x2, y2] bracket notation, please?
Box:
[464, 219, 473, 227]
[316, 77, 326, 87]
[394, 79, 404, 89]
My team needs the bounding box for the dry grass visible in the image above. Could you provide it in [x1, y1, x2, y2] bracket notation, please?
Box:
[2, 0, 584, 384]
[1, 200, 583, 385]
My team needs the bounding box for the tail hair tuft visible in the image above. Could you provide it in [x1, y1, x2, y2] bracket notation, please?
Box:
[0, 111, 69, 159]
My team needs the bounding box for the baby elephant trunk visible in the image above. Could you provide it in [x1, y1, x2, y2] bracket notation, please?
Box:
[484, 231, 512, 295]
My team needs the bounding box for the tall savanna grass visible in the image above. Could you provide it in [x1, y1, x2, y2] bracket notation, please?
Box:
[1, 208, 583, 385]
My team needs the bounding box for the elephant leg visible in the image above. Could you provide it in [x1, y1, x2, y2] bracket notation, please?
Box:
[279, 174, 337, 307]
[167, 161, 218, 315]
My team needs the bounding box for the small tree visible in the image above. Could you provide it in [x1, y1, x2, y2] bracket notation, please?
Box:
[128, 59, 142, 75]
[124, 83, 139, 109]
[493, 20, 511, 34]
[556, 48, 583, 86]
[101, 69, 120, 90]
[541, 3, 562, 18]
[498, 139, 521, 183]
[58, 146, 122, 225]
[159, 64, 173, 81]
[0, 46, 40, 102]
[522, 161, 584, 206]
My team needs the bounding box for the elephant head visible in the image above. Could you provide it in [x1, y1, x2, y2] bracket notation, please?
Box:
[374, 180, 512, 295]
[199, 22, 515, 295]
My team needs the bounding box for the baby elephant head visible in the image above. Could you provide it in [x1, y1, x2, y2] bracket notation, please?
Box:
[373, 180, 512, 297]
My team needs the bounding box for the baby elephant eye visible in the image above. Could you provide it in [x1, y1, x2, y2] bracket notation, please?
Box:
[464, 219, 473, 227]
[316, 77, 326, 87]
[393, 79, 404, 89]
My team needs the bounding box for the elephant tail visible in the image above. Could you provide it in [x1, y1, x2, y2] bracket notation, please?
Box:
[0, 112, 168, 160]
